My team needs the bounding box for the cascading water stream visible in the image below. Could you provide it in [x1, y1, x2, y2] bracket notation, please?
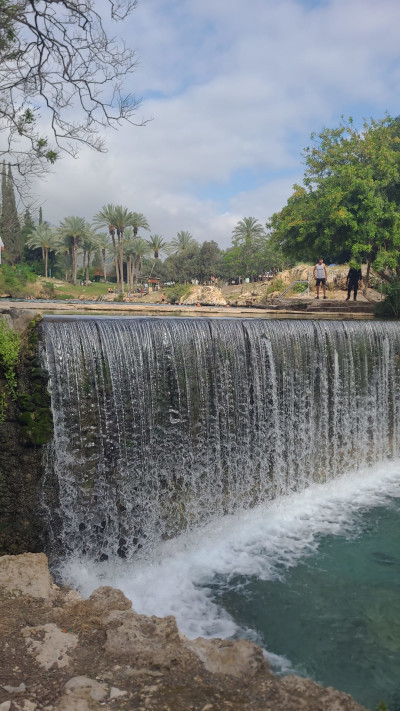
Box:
[40, 316, 400, 563]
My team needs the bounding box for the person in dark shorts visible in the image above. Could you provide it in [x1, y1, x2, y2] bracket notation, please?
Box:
[313, 258, 328, 299]
[346, 266, 362, 301]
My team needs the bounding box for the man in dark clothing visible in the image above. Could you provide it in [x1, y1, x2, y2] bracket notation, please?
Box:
[346, 267, 362, 301]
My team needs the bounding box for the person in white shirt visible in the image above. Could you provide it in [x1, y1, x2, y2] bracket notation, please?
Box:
[0, 236, 4, 265]
[313, 258, 328, 299]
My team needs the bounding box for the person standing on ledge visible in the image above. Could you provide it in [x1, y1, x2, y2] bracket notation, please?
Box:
[346, 264, 362, 301]
[313, 258, 328, 299]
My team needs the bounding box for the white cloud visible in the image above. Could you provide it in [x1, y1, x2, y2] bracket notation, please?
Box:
[33, 0, 400, 248]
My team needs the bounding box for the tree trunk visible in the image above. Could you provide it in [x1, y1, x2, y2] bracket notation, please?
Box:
[86, 250, 91, 284]
[134, 256, 139, 289]
[118, 231, 124, 293]
[72, 238, 78, 285]
[44, 248, 48, 278]
[110, 234, 119, 286]
[102, 248, 107, 282]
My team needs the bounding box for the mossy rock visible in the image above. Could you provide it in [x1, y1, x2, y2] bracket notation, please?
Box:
[17, 393, 35, 411]
[30, 367, 49, 381]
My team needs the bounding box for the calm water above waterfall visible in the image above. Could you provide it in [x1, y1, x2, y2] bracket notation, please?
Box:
[40, 316, 400, 709]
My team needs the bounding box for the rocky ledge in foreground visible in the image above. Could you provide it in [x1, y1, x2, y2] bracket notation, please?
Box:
[0, 553, 366, 711]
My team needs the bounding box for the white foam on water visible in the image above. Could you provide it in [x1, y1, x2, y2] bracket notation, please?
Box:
[59, 462, 400, 664]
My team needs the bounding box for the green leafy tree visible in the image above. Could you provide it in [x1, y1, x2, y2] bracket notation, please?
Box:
[269, 116, 400, 291]
[0, 162, 21, 264]
[196, 240, 222, 283]
[163, 243, 200, 283]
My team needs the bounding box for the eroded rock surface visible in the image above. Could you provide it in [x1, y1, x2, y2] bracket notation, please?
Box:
[0, 553, 367, 711]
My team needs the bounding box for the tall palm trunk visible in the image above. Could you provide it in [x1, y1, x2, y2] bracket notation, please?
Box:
[102, 248, 107, 282]
[72, 238, 79, 285]
[86, 249, 92, 284]
[118, 229, 124, 293]
[44, 248, 48, 278]
[110, 230, 120, 287]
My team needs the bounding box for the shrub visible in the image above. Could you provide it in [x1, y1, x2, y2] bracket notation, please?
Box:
[0, 263, 36, 297]
[0, 318, 20, 394]
[292, 282, 308, 294]
[165, 284, 193, 304]
[374, 279, 400, 318]
[0, 318, 21, 422]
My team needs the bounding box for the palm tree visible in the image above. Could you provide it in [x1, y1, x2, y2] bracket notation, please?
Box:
[130, 212, 150, 240]
[232, 217, 265, 244]
[232, 217, 266, 281]
[94, 232, 112, 283]
[81, 229, 101, 284]
[147, 233, 167, 259]
[25, 223, 55, 278]
[124, 227, 135, 291]
[132, 237, 151, 289]
[93, 204, 120, 288]
[110, 205, 138, 294]
[57, 216, 88, 285]
[168, 230, 196, 254]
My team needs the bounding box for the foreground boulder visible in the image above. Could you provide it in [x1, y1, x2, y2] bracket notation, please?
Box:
[0, 553, 366, 711]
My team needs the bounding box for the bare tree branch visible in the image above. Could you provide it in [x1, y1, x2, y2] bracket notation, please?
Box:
[0, 0, 145, 197]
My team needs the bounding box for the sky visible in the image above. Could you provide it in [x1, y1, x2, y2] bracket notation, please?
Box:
[33, 0, 400, 249]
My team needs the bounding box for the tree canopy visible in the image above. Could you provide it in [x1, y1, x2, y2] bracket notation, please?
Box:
[268, 116, 400, 284]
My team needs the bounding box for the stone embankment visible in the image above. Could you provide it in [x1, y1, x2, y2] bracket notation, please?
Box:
[0, 553, 366, 711]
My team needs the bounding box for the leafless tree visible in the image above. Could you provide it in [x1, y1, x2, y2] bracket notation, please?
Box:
[0, 0, 144, 196]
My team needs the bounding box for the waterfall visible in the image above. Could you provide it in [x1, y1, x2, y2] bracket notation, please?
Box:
[40, 316, 400, 562]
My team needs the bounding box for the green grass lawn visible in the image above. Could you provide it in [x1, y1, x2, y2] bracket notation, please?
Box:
[51, 280, 113, 300]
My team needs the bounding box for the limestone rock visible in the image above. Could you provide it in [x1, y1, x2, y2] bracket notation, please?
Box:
[181, 286, 227, 306]
[281, 675, 366, 710]
[64, 677, 108, 701]
[23, 623, 78, 670]
[0, 553, 58, 599]
[88, 586, 132, 612]
[104, 609, 183, 668]
[186, 637, 265, 677]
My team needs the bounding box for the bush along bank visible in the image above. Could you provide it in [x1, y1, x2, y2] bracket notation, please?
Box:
[0, 315, 53, 555]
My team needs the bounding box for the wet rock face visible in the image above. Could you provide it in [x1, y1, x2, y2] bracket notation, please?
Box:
[0, 316, 52, 555]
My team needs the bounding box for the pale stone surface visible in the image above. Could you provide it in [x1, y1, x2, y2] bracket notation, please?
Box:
[181, 285, 227, 306]
[186, 638, 265, 677]
[0, 553, 58, 599]
[0, 701, 11, 711]
[89, 586, 132, 612]
[109, 687, 127, 700]
[2, 682, 26, 693]
[104, 609, 182, 668]
[55, 697, 96, 711]
[23, 623, 78, 670]
[64, 677, 108, 701]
